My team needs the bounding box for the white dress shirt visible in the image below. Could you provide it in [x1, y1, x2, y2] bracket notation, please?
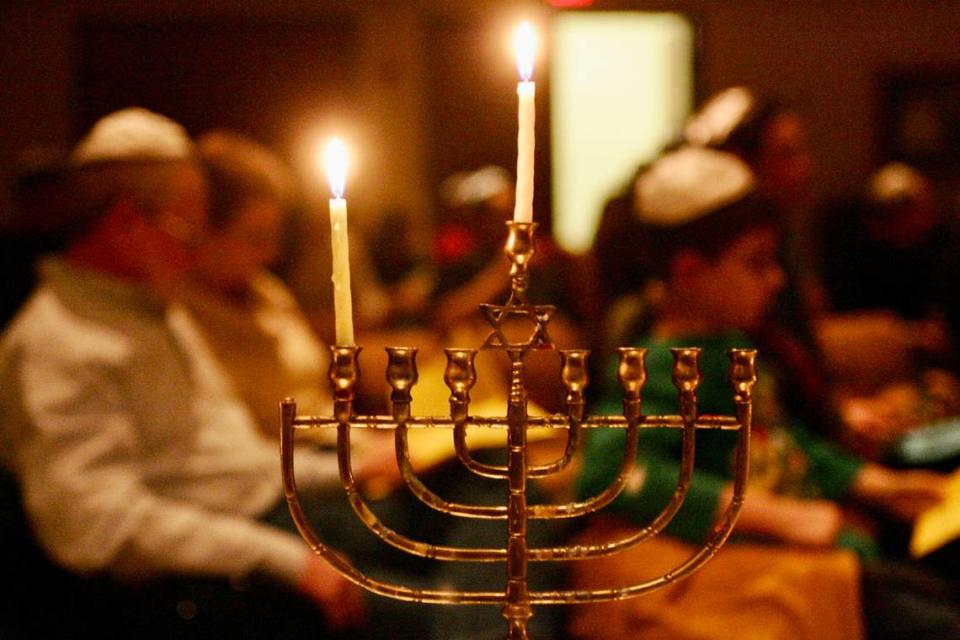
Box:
[0, 260, 338, 585]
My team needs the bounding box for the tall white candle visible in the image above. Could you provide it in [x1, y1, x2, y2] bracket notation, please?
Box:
[514, 21, 537, 223]
[324, 138, 355, 346]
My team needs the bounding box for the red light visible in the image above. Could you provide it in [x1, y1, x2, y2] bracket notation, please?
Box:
[549, 0, 595, 7]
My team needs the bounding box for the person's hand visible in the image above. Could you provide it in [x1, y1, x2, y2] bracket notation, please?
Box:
[766, 497, 845, 547]
[351, 432, 405, 499]
[838, 386, 920, 457]
[723, 487, 843, 547]
[296, 552, 367, 629]
[852, 464, 947, 522]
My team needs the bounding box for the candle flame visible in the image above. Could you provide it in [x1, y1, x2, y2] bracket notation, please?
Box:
[515, 21, 536, 82]
[324, 138, 348, 199]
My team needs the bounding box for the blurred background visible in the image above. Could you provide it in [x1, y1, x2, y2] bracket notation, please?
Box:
[3, 0, 960, 255]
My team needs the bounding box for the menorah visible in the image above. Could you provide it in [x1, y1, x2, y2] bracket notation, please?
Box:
[280, 220, 756, 639]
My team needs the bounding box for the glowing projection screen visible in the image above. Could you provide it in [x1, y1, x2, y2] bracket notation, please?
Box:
[551, 13, 694, 253]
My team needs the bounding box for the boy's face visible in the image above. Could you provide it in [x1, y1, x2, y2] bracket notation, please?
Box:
[688, 225, 784, 332]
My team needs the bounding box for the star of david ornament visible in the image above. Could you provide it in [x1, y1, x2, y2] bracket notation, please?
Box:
[480, 302, 555, 350]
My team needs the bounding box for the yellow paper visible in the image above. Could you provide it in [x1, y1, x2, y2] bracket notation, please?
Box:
[910, 469, 960, 558]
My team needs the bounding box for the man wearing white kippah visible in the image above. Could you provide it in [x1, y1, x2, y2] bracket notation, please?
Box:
[0, 108, 367, 637]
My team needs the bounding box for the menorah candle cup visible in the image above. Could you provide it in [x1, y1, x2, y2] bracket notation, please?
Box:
[559, 350, 589, 421]
[505, 221, 536, 302]
[329, 345, 361, 417]
[386, 347, 419, 422]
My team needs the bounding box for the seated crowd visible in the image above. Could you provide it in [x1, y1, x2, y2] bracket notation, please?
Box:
[1, 89, 959, 639]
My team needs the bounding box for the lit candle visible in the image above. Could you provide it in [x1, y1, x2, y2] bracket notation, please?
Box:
[513, 21, 536, 223]
[324, 138, 354, 346]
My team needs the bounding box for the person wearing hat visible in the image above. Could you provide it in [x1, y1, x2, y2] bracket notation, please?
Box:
[184, 128, 337, 438]
[818, 162, 953, 357]
[569, 146, 958, 640]
[0, 108, 367, 637]
[813, 162, 960, 462]
[682, 86, 849, 442]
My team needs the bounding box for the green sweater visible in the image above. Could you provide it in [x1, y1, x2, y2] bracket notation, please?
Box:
[577, 330, 864, 544]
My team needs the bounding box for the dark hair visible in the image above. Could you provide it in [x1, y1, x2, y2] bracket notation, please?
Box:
[594, 163, 656, 302]
[689, 87, 790, 165]
[715, 96, 789, 165]
[197, 131, 296, 230]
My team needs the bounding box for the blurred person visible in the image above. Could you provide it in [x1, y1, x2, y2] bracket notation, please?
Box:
[188, 129, 333, 434]
[685, 86, 873, 447]
[190, 127, 403, 498]
[366, 205, 437, 330]
[0, 108, 369, 638]
[431, 165, 594, 412]
[191, 132, 569, 639]
[817, 163, 960, 458]
[818, 163, 954, 365]
[573, 147, 959, 640]
[687, 89, 960, 470]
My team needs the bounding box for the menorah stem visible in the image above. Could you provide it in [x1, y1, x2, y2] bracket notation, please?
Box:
[507, 618, 530, 640]
[503, 350, 534, 637]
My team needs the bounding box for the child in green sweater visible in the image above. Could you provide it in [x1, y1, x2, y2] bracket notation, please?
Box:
[576, 146, 958, 638]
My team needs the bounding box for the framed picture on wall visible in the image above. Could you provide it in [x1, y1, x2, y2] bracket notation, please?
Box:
[880, 67, 960, 170]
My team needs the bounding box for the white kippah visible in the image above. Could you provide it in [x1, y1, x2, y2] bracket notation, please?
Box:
[683, 86, 755, 148]
[633, 146, 756, 227]
[69, 107, 194, 167]
[868, 162, 925, 204]
[440, 165, 511, 207]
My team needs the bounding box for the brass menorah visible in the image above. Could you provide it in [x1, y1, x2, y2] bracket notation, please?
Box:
[280, 220, 756, 639]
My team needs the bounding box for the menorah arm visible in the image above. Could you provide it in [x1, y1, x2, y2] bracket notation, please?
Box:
[529, 404, 749, 603]
[528, 417, 695, 556]
[526, 420, 579, 478]
[280, 398, 507, 604]
[527, 415, 638, 522]
[454, 418, 510, 478]
[336, 420, 510, 561]
[527, 348, 587, 478]
[526, 416, 580, 477]
[281, 399, 506, 562]
[395, 421, 508, 519]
